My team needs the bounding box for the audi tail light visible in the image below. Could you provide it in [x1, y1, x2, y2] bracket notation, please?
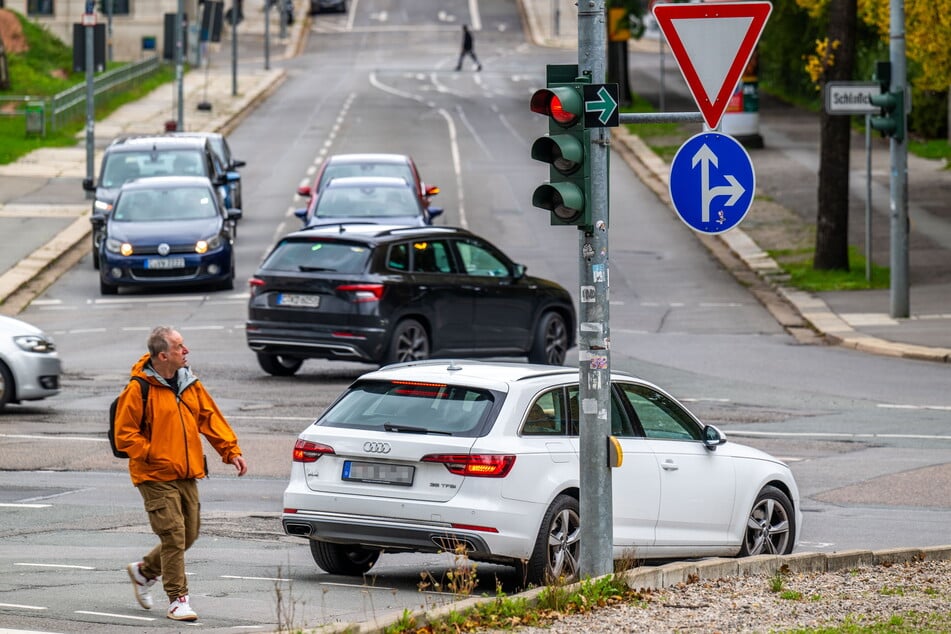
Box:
[293, 439, 334, 463]
[421, 454, 516, 477]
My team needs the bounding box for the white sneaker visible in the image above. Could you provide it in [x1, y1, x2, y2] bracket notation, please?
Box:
[126, 562, 157, 610]
[167, 595, 198, 621]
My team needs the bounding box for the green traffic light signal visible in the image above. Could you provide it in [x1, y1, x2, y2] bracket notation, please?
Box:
[530, 65, 592, 228]
[869, 90, 904, 142]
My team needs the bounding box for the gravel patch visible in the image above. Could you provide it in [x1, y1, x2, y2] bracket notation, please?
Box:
[483, 558, 951, 633]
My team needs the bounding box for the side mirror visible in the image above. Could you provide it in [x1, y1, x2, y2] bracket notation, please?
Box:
[513, 263, 526, 279]
[296, 185, 313, 198]
[702, 425, 727, 450]
[293, 208, 308, 223]
[428, 207, 444, 219]
[232, 159, 246, 169]
[226, 171, 240, 183]
[82, 178, 95, 191]
[227, 208, 243, 222]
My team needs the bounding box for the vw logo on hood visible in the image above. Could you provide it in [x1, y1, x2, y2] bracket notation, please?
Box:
[363, 441, 391, 454]
[157, 243, 171, 256]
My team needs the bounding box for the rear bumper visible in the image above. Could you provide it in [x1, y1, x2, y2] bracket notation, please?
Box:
[246, 322, 386, 362]
[282, 510, 492, 557]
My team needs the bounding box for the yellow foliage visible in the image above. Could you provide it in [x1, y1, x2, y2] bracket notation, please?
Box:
[795, 0, 829, 19]
[857, 0, 951, 90]
[804, 38, 841, 90]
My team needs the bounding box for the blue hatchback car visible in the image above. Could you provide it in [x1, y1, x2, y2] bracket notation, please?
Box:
[98, 176, 241, 295]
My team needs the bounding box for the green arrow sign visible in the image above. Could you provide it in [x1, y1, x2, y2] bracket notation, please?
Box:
[583, 84, 619, 128]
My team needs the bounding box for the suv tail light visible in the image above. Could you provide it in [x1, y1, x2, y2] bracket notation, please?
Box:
[336, 283, 384, 303]
[421, 454, 516, 477]
[293, 439, 335, 463]
[248, 277, 266, 296]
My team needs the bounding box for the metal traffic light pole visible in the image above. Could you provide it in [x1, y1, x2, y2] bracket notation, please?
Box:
[576, 0, 612, 581]
[887, 0, 908, 318]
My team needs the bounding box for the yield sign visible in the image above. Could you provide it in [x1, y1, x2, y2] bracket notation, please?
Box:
[652, 1, 772, 130]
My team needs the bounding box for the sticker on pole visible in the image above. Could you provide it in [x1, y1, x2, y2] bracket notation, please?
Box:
[668, 132, 755, 234]
[652, 1, 772, 130]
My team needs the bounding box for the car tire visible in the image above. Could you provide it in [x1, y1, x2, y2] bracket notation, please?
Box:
[520, 494, 581, 586]
[99, 278, 118, 296]
[256, 352, 303, 376]
[384, 318, 429, 365]
[738, 485, 795, 557]
[309, 539, 380, 576]
[528, 311, 568, 366]
[0, 362, 14, 409]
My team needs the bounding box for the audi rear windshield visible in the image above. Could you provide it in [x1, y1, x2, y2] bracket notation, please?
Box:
[317, 380, 502, 437]
[261, 239, 371, 274]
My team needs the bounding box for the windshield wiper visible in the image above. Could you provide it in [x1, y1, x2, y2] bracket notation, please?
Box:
[298, 265, 334, 272]
[383, 423, 450, 435]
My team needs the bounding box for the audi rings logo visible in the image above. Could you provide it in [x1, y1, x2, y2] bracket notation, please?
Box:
[363, 441, 391, 454]
[157, 243, 171, 256]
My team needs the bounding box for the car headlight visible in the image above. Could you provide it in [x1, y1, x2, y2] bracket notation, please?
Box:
[94, 199, 113, 212]
[196, 234, 223, 254]
[14, 334, 56, 353]
[105, 238, 133, 255]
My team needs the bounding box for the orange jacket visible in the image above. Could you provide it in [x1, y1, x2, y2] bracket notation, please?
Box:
[114, 353, 242, 486]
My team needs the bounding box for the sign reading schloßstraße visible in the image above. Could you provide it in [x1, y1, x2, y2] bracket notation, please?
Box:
[825, 81, 881, 115]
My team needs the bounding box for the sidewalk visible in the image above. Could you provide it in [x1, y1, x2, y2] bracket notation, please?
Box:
[0, 2, 949, 363]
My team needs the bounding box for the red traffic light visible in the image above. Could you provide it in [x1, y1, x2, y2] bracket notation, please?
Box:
[530, 87, 583, 128]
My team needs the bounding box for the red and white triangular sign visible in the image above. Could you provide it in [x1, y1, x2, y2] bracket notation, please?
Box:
[652, 1, 772, 130]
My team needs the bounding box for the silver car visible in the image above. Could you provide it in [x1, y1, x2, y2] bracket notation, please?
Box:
[0, 315, 61, 408]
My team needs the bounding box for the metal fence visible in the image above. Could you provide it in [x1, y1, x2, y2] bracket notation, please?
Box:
[1, 56, 163, 137]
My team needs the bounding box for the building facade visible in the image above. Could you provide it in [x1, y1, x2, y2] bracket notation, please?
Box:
[6, 0, 205, 62]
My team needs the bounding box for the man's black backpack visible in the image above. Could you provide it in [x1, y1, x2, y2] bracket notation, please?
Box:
[109, 377, 150, 459]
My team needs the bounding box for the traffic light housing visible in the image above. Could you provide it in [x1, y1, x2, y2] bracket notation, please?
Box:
[531, 65, 591, 227]
[869, 61, 904, 142]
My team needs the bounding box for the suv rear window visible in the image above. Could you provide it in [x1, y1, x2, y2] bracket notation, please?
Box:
[318, 380, 498, 437]
[102, 149, 208, 186]
[261, 239, 371, 274]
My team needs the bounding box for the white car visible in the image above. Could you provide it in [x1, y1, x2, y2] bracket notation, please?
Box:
[282, 361, 800, 585]
[0, 315, 61, 409]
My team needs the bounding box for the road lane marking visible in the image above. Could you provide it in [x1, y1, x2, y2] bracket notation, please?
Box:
[75, 611, 155, 621]
[15, 563, 94, 569]
[0, 503, 51, 508]
[221, 575, 291, 582]
[0, 602, 48, 610]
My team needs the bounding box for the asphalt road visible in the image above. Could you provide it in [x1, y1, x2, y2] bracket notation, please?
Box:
[0, 1, 949, 632]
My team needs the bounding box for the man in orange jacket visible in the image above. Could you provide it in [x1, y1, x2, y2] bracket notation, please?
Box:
[115, 325, 248, 622]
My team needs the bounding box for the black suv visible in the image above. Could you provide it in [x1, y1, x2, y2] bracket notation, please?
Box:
[82, 135, 237, 268]
[246, 225, 576, 376]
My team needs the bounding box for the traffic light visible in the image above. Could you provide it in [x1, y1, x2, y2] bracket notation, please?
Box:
[530, 65, 591, 227]
[869, 61, 904, 142]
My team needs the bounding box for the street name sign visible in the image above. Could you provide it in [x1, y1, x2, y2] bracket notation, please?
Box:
[825, 81, 880, 115]
[583, 83, 620, 128]
[669, 132, 755, 234]
[652, 1, 772, 130]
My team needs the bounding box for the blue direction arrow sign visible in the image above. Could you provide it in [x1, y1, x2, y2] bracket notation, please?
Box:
[668, 132, 755, 234]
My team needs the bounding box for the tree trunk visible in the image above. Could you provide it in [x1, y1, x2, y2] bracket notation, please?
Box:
[813, 0, 857, 271]
[0, 33, 9, 91]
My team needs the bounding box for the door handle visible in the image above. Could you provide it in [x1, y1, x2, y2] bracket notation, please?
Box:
[661, 459, 678, 471]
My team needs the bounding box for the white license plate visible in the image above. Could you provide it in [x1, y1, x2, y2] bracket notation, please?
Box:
[278, 293, 321, 308]
[342, 460, 414, 486]
[146, 257, 186, 270]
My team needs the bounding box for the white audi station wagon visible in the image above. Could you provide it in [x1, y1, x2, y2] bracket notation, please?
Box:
[282, 360, 801, 585]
